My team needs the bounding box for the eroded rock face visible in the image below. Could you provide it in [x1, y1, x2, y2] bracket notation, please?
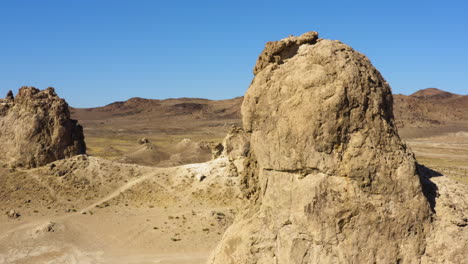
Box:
[221, 126, 251, 179]
[222, 126, 250, 161]
[209, 32, 432, 263]
[0, 87, 86, 168]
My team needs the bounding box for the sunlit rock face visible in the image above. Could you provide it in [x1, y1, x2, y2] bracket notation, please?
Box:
[0, 87, 86, 168]
[209, 32, 432, 264]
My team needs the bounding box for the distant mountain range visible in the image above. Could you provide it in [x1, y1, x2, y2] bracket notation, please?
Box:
[71, 88, 468, 141]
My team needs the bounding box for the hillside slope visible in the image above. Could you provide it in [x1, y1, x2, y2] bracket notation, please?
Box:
[394, 88, 468, 137]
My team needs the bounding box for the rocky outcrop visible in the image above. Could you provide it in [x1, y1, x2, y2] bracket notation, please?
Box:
[209, 32, 433, 263]
[418, 167, 468, 264]
[5, 90, 14, 100]
[221, 126, 251, 179]
[222, 126, 250, 162]
[0, 87, 86, 168]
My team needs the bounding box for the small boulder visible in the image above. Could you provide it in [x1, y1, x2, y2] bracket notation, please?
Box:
[138, 138, 149, 144]
[6, 209, 20, 219]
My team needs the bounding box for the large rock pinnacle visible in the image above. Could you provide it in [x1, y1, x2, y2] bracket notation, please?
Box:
[0, 86, 86, 168]
[209, 32, 433, 263]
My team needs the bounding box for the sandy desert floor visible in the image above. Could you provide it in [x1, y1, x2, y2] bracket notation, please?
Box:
[404, 131, 468, 185]
[0, 156, 242, 264]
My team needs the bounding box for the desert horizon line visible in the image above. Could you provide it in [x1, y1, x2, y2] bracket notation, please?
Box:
[3, 86, 465, 109]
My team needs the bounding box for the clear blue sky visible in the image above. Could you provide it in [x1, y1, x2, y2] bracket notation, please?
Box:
[1, 0, 467, 107]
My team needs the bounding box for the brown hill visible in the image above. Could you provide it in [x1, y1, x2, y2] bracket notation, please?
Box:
[452, 94, 468, 107]
[410, 87, 460, 100]
[74, 96, 242, 120]
[394, 88, 468, 138]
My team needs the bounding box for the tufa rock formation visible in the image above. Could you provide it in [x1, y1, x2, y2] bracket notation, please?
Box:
[0, 87, 86, 168]
[5, 90, 14, 100]
[209, 32, 433, 263]
[222, 126, 250, 161]
[221, 126, 251, 178]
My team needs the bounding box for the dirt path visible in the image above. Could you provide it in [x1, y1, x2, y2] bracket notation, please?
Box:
[79, 171, 158, 213]
[1, 170, 160, 239]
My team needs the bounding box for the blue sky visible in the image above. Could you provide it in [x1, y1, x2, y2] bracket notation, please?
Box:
[1, 0, 467, 107]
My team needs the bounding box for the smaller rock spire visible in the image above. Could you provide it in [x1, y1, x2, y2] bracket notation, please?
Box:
[5, 90, 14, 100]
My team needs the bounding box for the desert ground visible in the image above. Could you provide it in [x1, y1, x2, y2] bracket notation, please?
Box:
[0, 155, 241, 264]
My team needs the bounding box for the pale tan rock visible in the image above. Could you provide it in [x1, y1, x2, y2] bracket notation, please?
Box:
[138, 138, 149, 144]
[220, 126, 251, 179]
[222, 126, 250, 161]
[253, 31, 319, 75]
[6, 209, 20, 219]
[0, 87, 86, 168]
[209, 32, 433, 263]
[421, 174, 468, 264]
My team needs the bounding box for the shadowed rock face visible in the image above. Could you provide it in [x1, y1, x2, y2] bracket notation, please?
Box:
[209, 32, 432, 263]
[0, 87, 86, 168]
